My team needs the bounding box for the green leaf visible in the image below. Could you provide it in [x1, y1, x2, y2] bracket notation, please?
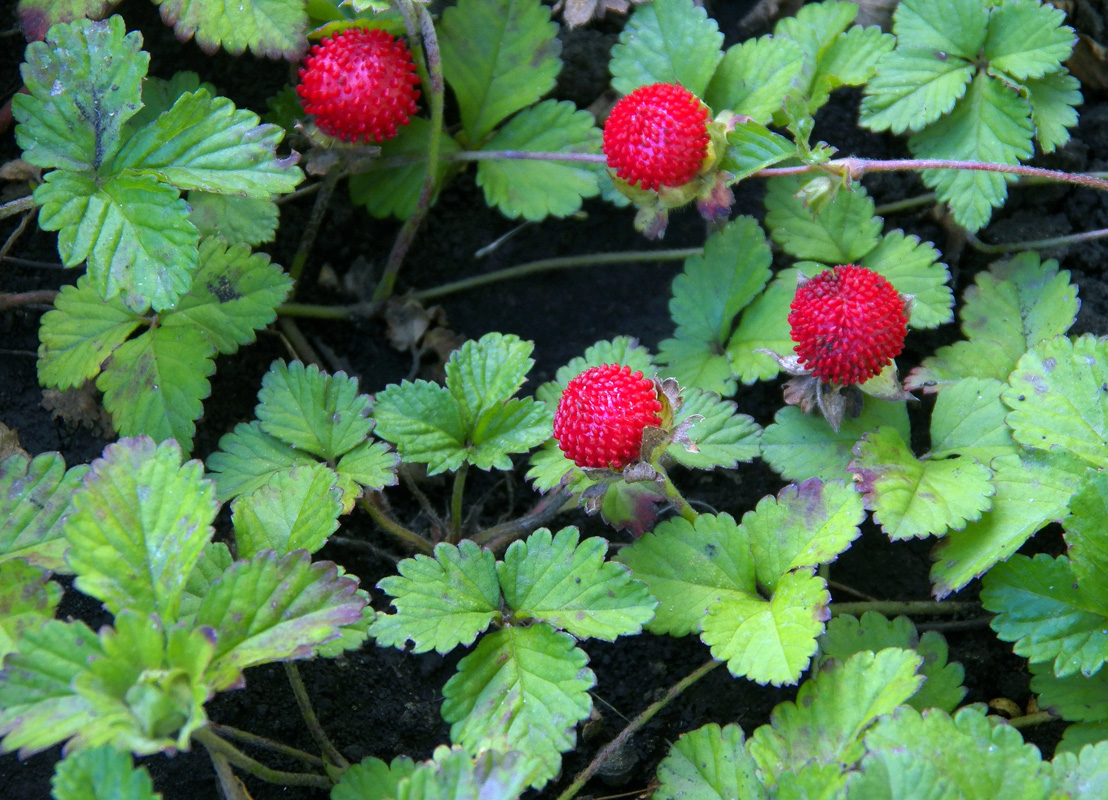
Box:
[64, 437, 216, 622]
[1058, 724, 1108, 757]
[206, 421, 318, 502]
[747, 648, 924, 783]
[372, 540, 500, 654]
[477, 101, 601, 221]
[982, 554, 1108, 678]
[370, 380, 468, 475]
[655, 333, 737, 396]
[860, 230, 953, 330]
[336, 439, 400, 492]
[36, 277, 142, 391]
[1025, 71, 1081, 154]
[0, 452, 88, 570]
[772, 1, 858, 91]
[0, 560, 62, 660]
[819, 613, 966, 713]
[163, 237, 291, 355]
[35, 170, 199, 313]
[441, 624, 594, 789]
[13, 16, 147, 172]
[705, 36, 804, 122]
[96, 326, 216, 451]
[447, 332, 535, 423]
[764, 178, 882, 264]
[726, 268, 797, 384]
[16, 0, 118, 42]
[539, 336, 655, 408]
[397, 746, 540, 800]
[1065, 471, 1108, 616]
[668, 389, 761, 471]
[497, 527, 655, 641]
[198, 551, 365, 690]
[152, 0, 308, 60]
[131, 71, 215, 129]
[51, 745, 160, 800]
[746, 479, 865, 591]
[188, 192, 279, 246]
[439, 0, 560, 143]
[654, 723, 765, 800]
[927, 378, 1017, 461]
[609, 0, 722, 97]
[807, 24, 895, 112]
[911, 72, 1034, 232]
[1051, 741, 1108, 798]
[720, 120, 798, 182]
[984, 0, 1074, 82]
[860, 52, 975, 135]
[1004, 335, 1108, 469]
[0, 620, 101, 757]
[931, 450, 1084, 598]
[893, 0, 988, 59]
[178, 542, 234, 622]
[616, 513, 755, 637]
[231, 463, 342, 558]
[761, 401, 911, 483]
[107, 90, 302, 197]
[844, 750, 957, 800]
[1031, 659, 1108, 723]
[257, 360, 374, 461]
[349, 117, 463, 221]
[701, 568, 830, 685]
[849, 426, 995, 541]
[333, 755, 417, 800]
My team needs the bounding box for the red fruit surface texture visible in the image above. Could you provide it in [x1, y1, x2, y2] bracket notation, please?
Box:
[602, 82, 710, 191]
[554, 364, 663, 470]
[789, 265, 909, 386]
[297, 28, 420, 143]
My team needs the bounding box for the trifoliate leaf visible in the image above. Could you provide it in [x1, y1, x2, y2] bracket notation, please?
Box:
[764, 178, 882, 264]
[51, 745, 160, 800]
[372, 540, 500, 654]
[819, 613, 966, 713]
[372, 380, 469, 475]
[1004, 335, 1108, 469]
[726, 268, 797, 384]
[1031, 659, 1108, 723]
[153, 0, 308, 60]
[0, 560, 62, 660]
[0, 452, 88, 570]
[891, 0, 987, 59]
[984, 0, 1074, 82]
[13, 16, 147, 172]
[96, 326, 216, 451]
[705, 36, 804, 122]
[163, 238, 292, 355]
[761, 401, 911, 483]
[719, 120, 798, 183]
[35, 170, 199, 313]
[540, 336, 655, 408]
[860, 52, 975, 135]
[107, 90, 302, 197]
[931, 449, 1084, 598]
[911, 72, 1034, 232]
[336, 439, 400, 492]
[441, 624, 594, 789]
[860, 230, 952, 329]
[861, 705, 1050, 800]
[668, 388, 761, 470]
[609, 0, 722, 97]
[1065, 471, 1108, 616]
[206, 421, 318, 502]
[398, 745, 540, 800]
[1051, 741, 1108, 797]
[982, 554, 1108, 678]
[498, 527, 655, 641]
[747, 648, 924, 782]
[477, 100, 601, 221]
[333, 755, 417, 800]
[231, 464, 342, 558]
[439, 0, 561, 143]
[745, 479, 864, 592]
[617, 513, 756, 637]
[1024, 71, 1081, 154]
[349, 117, 463, 221]
[64, 437, 215, 622]
[850, 426, 994, 541]
[0, 619, 101, 757]
[36, 277, 142, 391]
[447, 332, 535, 423]
[257, 360, 374, 461]
[928, 378, 1017, 461]
[701, 568, 830, 686]
[654, 723, 764, 800]
[198, 551, 365, 690]
[188, 192, 279, 246]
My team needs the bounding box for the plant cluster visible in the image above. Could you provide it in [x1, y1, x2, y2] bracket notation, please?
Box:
[4, 0, 1108, 797]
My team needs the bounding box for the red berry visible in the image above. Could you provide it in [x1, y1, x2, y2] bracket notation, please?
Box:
[602, 83, 710, 191]
[297, 27, 421, 143]
[789, 265, 909, 386]
[554, 364, 663, 470]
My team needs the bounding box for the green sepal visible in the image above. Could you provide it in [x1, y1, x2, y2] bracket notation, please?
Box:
[0, 451, 89, 570]
[609, 0, 722, 98]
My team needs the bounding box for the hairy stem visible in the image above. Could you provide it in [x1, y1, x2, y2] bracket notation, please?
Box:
[473, 485, 573, 551]
[829, 600, 979, 617]
[193, 727, 334, 789]
[359, 493, 434, 553]
[288, 167, 341, 290]
[0, 194, 34, 222]
[967, 226, 1108, 254]
[206, 746, 252, 800]
[0, 290, 58, 311]
[449, 462, 469, 543]
[284, 662, 349, 770]
[210, 723, 324, 767]
[554, 658, 721, 800]
[657, 467, 697, 523]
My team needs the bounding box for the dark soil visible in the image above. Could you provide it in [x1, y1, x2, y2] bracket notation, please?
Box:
[3, 0, 1107, 798]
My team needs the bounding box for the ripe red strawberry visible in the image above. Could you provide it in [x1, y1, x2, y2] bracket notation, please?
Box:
[603, 83, 710, 192]
[554, 364, 663, 470]
[789, 265, 909, 386]
[297, 27, 421, 143]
